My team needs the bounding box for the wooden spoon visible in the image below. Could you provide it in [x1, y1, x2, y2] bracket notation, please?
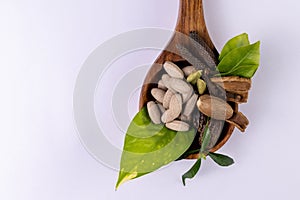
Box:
[139, 0, 237, 158]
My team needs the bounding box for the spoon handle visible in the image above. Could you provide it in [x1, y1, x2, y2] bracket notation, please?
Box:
[176, 0, 215, 50]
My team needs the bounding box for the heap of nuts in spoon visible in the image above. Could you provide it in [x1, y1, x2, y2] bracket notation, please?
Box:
[147, 61, 250, 132]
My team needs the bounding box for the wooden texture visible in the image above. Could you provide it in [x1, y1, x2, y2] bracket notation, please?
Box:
[139, 0, 237, 157]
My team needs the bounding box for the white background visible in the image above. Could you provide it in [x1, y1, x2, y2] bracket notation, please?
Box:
[1, 0, 300, 199]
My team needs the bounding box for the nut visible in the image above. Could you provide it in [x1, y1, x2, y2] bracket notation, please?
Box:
[197, 94, 233, 120]
[151, 88, 165, 103]
[166, 120, 190, 132]
[147, 101, 161, 124]
[182, 66, 197, 76]
[183, 94, 198, 116]
[163, 61, 184, 79]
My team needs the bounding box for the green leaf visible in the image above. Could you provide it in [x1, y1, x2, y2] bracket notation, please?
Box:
[217, 41, 260, 78]
[219, 33, 250, 61]
[182, 159, 202, 186]
[208, 152, 235, 167]
[116, 107, 196, 190]
[200, 123, 210, 153]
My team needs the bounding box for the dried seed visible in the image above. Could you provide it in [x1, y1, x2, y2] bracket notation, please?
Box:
[197, 94, 233, 120]
[182, 66, 197, 76]
[163, 61, 184, 79]
[183, 94, 198, 116]
[157, 104, 166, 114]
[151, 88, 165, 103]
[161, 94, 182, 123]
[163, 89, 174, 109]
[158, 80, 167, 90]
[161, 74, 174, 91]
[179, 114, 189, 122]
[147, 101, 161, 124]
[169, 93, 183, 117]
[197, 79, 207, 95]
[161, 110, 174, 123]
[169, 78, 191, 94]
[181, 85, 194, 103]
[166, 120, 190, 132]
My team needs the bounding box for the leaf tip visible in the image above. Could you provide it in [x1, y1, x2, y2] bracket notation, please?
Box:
[181, 176, 187, 186]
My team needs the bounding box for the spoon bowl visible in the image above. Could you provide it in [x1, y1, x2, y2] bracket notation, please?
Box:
[139, 0, 237, 158]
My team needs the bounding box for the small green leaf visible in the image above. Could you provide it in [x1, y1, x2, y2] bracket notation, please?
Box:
[217, 41, 260, 78]
[116, 107, 196, 190]
[182, 159, 202, 186]
[200, 123, 210, 153]
[208, 152, 235, 167]
[219, 33, 250, 61]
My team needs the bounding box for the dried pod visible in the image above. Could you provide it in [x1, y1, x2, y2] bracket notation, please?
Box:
[226, 91, 249, 103]
[187, 70, 202, 84]
[163, 61, 184, 79]
[166, 120, 190, 132]
[147, 101, 161, 124]
[197, 94, 233, 120]
[226, 112, 249, 132]
[197, 79, 207, 95]
[210, 76, 251, 92]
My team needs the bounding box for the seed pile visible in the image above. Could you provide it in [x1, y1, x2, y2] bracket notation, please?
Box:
[148, 61, 207, 132]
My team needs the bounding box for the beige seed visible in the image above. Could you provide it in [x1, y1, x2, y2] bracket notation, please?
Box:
[182, 66, 197, 76]
[157, 104, 166, 114]
[163, 61, 184, 79]
[166, 120, 190, 132]
[183, 94, 198, 116]
[158, 80, 167, 90]
[147, 101, 161, 124]
[169, 78, 191, 94]
[161, 94, 182, 123]
[161, 74, 174, 91]
[163, 90, 174, 109]
[179, 114, 190, 122]
[169, 94, 182, 117]
[181, 85, 194, 103]
[161, 110, 173, 123]
[197, 95, 233, 120]
[151, 88, 165, 103]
